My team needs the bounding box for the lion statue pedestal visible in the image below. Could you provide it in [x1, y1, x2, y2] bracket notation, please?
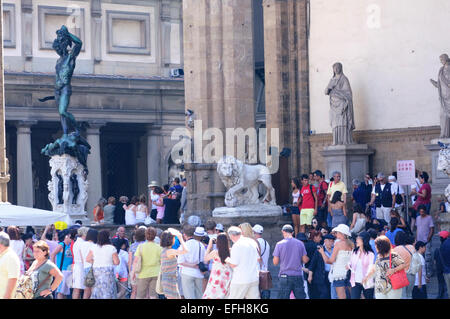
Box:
[212, 156, 282, 218]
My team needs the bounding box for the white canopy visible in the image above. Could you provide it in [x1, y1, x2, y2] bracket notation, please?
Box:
[0, 203, 70, 227]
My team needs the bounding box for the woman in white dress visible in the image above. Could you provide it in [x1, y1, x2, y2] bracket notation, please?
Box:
[124, 196, 138, 226]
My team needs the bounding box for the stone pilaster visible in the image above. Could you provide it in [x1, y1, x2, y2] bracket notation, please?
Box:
[0, 13, 10, 203]
[16, 120, 37, 207]
[147, 124, 162, 186]
[263, 0, 310, 178]
[85, 121, 105, 219]
[91, 0, 102, 63]
[21, 0, 33, 60]
[183, 0, 256, 219]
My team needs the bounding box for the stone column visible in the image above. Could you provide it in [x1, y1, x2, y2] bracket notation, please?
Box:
[16, 120, 37, 207]
[0, 14, 10, 203]
[263, 0, 311, 178]
[183, 0, 256, 220]
[147, 125, 162, 186]
[91, 0, 102, 63]
[85, 121, 105, 219]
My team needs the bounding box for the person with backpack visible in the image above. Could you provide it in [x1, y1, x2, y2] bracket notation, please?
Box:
[28, 240, 63, 299]
[393, 231, 419, 299]
[252, 225, 271, 299]
[389, 175, 405, 218]
[299, 174, 318, 234]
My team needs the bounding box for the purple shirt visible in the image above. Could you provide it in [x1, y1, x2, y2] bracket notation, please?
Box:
[273, 237, 306, 277]
[416, 215, 434, 243]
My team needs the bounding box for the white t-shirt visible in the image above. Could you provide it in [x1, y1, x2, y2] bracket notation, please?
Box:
[257, 237, 270, 271]
[177, 239, 205, 279]
[150, 191, 159, 210]
[114, 249, 129, 279]
[82, 241, 96, 268]
[414, 253, 426, 286]
[92, 244, 117, 268]
[229, 236, 260, 284]
[72, 237, 85, 264]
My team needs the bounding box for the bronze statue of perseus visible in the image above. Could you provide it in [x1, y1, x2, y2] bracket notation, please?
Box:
[39, 25, 82, 136]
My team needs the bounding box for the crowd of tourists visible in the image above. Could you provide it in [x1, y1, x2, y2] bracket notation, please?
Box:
[92, 178, 187, 226]
[284, 169, 450, 299]
[1, 168, 450, 300]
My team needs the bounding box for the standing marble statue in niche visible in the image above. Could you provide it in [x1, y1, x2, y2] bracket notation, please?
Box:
[430, 54, 450, 138]
[325, 62, 355, 145]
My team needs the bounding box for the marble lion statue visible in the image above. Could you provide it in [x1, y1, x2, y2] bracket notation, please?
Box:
[437, 143, 450, 201]
[217, 155, 276, 207]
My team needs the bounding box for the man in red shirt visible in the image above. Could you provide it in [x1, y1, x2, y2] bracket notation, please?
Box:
[299, 174, 318, 233]
[313, 170, 329, 228]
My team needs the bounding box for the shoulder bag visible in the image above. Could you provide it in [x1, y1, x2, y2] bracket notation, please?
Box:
[388, 252, 409, 290]
[258, 239, 273, 291]
[197, 242, 209, 273]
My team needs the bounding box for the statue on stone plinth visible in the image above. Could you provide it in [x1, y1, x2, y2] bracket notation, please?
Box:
[217, 156, 276, 207]
[325, 62, 355, 145]
[39, 25, 91, 174]
[430, 54, 450, 138]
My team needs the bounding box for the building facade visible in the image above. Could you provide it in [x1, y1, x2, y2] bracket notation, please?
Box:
[1, 0, 448, 220]
[2, 0, 185, 217]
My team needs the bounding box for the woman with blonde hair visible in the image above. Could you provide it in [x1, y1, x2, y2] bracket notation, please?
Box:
[238, 223, 255, 239]
[93, 197, 107, 224]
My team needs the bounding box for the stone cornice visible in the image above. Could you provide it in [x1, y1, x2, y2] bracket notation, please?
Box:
[309, 126, 440, 146]
[4, 72, 184, 93]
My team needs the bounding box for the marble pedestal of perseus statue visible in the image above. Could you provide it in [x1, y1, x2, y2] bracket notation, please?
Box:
[212, 156, 282, 218]
[48, 154, 89, 224]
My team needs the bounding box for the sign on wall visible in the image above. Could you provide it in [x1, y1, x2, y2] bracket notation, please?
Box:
[396, 160, 416, 185]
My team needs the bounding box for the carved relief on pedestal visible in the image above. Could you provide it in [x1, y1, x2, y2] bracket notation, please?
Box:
[48, 154, 88, 221]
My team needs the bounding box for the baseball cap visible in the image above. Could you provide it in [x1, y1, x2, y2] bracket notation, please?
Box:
[252, 224, 264, 234]
[323, 234, 335, 240]
[439, 231, 450, 239]
[215, 223, 224, 232]
[282, 224, 294, 233]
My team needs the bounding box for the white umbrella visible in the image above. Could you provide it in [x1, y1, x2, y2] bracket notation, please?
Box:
[0, 203, 70, 227]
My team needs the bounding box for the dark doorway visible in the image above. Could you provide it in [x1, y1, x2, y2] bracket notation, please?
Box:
[104, 142, 136, 200]
[31, 124, 60, 210]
